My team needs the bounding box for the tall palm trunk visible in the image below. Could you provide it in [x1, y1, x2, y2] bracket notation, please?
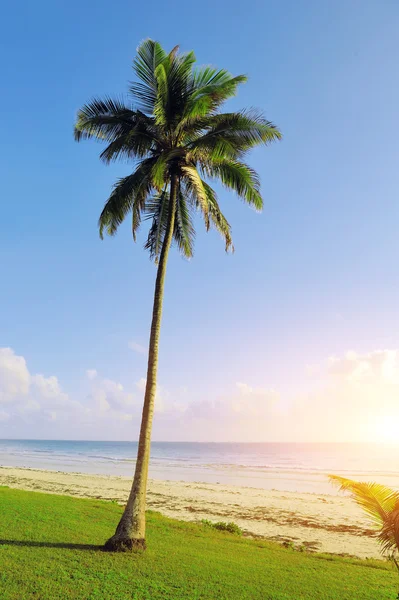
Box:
[104, 175, 178, 552]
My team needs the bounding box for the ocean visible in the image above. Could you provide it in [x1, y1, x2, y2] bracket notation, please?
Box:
[1, 439, 398, 495]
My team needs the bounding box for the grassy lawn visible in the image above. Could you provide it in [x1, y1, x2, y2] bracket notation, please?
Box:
[0, 487, 396, 599]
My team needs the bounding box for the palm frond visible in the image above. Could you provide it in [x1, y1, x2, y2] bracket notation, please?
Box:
[181, 178, 232, 252]
[133, 39, 167, 87]
[98, 158, 155, 238]
[154, 50, 196, 128]
[201, 181, 233, 252]
[184, 70, 247, 120]
[329, 475, 399, 556]
[186, 110, 281, 159]
[144, 188, 195, 261]
[180, 165, 210, 225]
[130, 39, 167, 113]
[379, 508, 399, 556]
[153, 61, 169, 126]
[192, 67, 246, 91]
[151, 152, 169, 190]
[202, 159, 263, 210]
[175, 187, 195, 258]
[144, 191, 170, 261]
[97, 112, 161, 163]
[99, 132, 155, 163]
[74, 97, 135, 142]
[206, 110, 282, 145]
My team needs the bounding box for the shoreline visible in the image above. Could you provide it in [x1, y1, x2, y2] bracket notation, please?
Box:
[0, 465, 381, 558]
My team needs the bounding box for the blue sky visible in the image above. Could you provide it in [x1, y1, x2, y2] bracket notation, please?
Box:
[1, 0, 398, 441]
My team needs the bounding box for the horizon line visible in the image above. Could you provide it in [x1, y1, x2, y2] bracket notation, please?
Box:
[1, 438, 397, 445]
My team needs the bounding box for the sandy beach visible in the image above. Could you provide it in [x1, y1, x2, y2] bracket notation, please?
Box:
[0, 466, 380, 559]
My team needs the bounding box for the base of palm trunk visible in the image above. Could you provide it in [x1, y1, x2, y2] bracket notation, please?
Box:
[104, 534, 146, 552]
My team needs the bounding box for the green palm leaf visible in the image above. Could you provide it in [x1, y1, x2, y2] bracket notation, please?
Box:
[133, 39, 167, 87]
[98, 157, 155, 239]
[144, 191, 170, 261]
[130, 40, 167, 113]
[175, 187, 195, 258]
[180, 165, 210, 224]
[74, 97, 136, 142]
[329, 475, 399, 557]
[144, 188, 195, 261]
[201, 159, 263, 210]
[201, 181, 233, 252]
[187, 110, 281, 158]
[183, 70, 248, 120]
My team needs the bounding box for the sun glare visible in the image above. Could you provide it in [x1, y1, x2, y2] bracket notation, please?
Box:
[372, 415, 399, 444]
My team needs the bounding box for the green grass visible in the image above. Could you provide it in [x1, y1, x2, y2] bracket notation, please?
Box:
[0, 487, 396, 599]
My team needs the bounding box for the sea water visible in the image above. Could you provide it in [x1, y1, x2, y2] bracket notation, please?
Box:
[1, 439, 398, 494]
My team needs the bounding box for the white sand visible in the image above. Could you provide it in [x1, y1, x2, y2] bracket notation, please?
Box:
[0, 466, 380, 558]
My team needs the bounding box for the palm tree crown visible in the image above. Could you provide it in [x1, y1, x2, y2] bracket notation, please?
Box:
[74, 39, 281, 260]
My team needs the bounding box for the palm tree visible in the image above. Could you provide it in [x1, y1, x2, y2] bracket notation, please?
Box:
[74, 39, 281, 552]
[330, 475, 399, 597]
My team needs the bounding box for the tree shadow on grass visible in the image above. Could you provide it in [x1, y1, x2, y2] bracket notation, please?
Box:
[0, 539, 103, 551]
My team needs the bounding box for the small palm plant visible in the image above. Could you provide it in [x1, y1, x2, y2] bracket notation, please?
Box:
[330, 475, 399, 597]
[75, 39, 281, 551]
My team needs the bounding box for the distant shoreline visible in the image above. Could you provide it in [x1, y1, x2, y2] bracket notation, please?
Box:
[0, 465, 381, 559]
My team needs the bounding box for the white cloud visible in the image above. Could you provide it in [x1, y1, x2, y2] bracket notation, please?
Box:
[31, 374, 69, 405]
[87, 387, 111, 413]
[2, 346, 399, 443]
[128, 341, 147, 355]
[328, 349, 399, 383]
[0, 348, 30, 403]
[0, 348, 143, 437]
[151, 349, 399, 442]
[90, 378, 135, 410]
[0, 348, 81, 426]
[170, 382, 282, 441]
[18, 399, 41, 414]
[232, 382, 280, 416]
